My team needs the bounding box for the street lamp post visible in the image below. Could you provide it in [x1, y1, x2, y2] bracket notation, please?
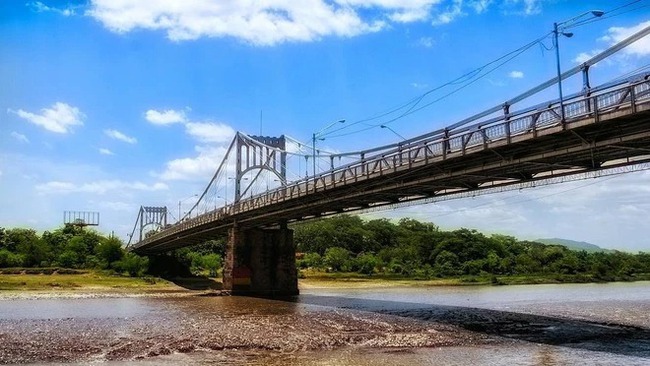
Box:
[178, 194, 198, 222]
[553, 10, 604, 122]
[312, 119, 345, 177]
[380, 125, 406, 141]
[228, 176, 249, 203]
[217, 195, 228, 206]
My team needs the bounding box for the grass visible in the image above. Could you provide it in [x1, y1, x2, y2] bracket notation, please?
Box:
[0, 270, 178, 292]
[299, 269, 650, 289]
[3, 268, 649, 292]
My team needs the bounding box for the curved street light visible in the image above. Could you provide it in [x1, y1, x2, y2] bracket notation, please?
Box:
[312, 119, 345, 176]
[553, 10, 604, 122]
[178, 193, 198, 222]
[380, 125, 406, 141]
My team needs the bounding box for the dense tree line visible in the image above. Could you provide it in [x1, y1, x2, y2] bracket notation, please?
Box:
[294, 215, 650, 280]
[0, 224, 148, 276]
[4, 216, 647, 282]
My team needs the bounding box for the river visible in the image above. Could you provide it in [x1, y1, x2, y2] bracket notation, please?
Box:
[1, 281, 649, 365]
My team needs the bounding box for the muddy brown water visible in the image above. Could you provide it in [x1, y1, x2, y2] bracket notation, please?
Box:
[0, 281, 649, 365]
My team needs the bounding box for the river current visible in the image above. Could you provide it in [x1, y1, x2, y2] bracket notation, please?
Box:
[0, 281, 649, 365]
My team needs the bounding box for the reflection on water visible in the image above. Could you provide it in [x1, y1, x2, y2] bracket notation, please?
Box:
[0, 282, 649, 365]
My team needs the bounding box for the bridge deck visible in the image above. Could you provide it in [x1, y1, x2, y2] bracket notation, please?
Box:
[133, 76, 650, 254]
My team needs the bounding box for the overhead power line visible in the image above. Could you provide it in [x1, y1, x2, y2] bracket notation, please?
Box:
[321, 0, 650, 141]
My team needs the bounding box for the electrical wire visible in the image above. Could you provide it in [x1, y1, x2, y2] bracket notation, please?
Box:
[320, 32, 554, 139]
[325, 32, 552, 139]
[320, 0, 648, 141]
[564, 0, 650, 29]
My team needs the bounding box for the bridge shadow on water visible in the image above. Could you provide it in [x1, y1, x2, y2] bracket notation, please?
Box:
[167, 276, 223, 291]
[283, 294, 650, 359]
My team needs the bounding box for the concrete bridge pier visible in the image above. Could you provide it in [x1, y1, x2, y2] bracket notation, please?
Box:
[223, 222, 298, 296]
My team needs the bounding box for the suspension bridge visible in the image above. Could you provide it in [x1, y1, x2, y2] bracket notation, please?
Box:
[127, 26, 650, 296]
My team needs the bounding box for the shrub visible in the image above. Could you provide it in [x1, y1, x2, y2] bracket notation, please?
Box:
[324, 247, 351, 272]
[114, 253, 149, 277]
[355, 253, 378, 275]
[297, 252, 323, 269]
[0, 250, 24, 267]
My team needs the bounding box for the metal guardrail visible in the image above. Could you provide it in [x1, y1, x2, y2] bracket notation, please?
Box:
[133, 74, 650, 249]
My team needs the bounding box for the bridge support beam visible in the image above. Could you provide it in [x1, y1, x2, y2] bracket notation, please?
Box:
[223, 223, 298, 296]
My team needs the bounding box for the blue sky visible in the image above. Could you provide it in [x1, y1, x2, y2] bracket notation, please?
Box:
[1, 0, 649, 250]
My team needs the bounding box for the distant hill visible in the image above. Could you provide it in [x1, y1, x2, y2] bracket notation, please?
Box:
[535, 238, 612, 253]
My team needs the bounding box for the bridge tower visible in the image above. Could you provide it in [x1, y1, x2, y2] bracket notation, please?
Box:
[225, 134, 297, 296]
[233, 134, 287, 203]
[127, 206, 168, 245]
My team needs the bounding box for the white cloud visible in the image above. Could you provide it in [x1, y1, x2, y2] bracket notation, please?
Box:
[417, 36, 435, 48]
[487, 78, 505, 87]
[508, 70, 524, 79]
[85, 0, 447, 45]
[573, 20, 650, 69]
[521, 0, 541, 15]
[98, 201, 136, 212]
[184, 122, 236, 143]
[35, 181, 76, 193]
[600, 21, 650, 57]
[432, 0, 464, 26]
[10, 131, 29, 143]
[104, 129, 137, 144]
[159, 145, 230, 181]
[99, 148, 114, 155]
[27, 1, 76, 16]
[388, 7, 432, 23]
[503, 0, 542, 15]
[36, 180, 169, 195]
[573, 50, 602, 64]
[145, 109, 187, 125]
[411, 82, 429, 89]
[8, 102, 84, 134]
[469, 0, 493, 14]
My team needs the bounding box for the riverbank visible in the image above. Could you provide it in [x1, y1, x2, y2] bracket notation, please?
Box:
[299, 270, 650, 289]
[2, 270, 650, 297]
[0, 270, 186, 297]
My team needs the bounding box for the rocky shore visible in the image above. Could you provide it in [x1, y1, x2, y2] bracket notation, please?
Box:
[0, 294, 494, 364]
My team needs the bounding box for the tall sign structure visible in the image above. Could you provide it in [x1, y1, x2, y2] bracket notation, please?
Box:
[63, 211, 100, 228]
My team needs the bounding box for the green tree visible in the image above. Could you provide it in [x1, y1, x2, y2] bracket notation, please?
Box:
[57, 251, 79, 268]
[324, 247, 351, 271]
[297, 252, 322, 269]
[4, 228, 40, 253]
[201, 254, 223, 277]
[15, 236, 50, 267]
[433, 250, 460, 277]
[355, 253, 378, 275]
[95, 236, 125, 268]
[0, 249, 24, 267]
[78, 230, 103, 255]
[4, 228, 49, 267]
[42, 230, 71, 258]
[64, 236, 87, 267]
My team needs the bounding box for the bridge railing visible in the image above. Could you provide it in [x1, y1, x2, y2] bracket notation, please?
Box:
[133, 73, 650, 249]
